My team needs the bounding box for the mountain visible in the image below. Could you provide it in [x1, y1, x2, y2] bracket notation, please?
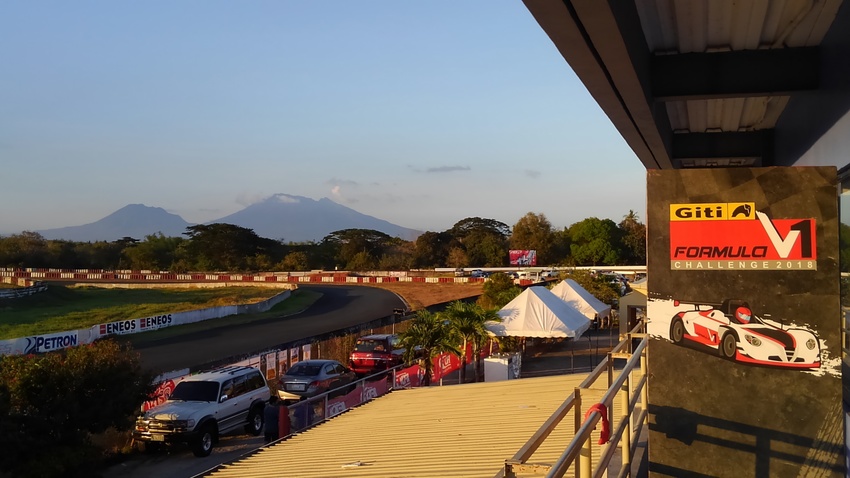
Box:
[210, 194, 421, 242]
[33, 196, 421, 243]
[37, 204, 194, 242]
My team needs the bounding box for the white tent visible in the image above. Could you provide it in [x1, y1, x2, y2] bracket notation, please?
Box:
[487, 286, 591, 338]
[551, 279, 611, 321]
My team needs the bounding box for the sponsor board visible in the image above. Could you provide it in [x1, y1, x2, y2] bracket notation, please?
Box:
[97, 314, 173, 337]
[326, 401, 347, 418]
[509, 249, 537, 266]
[669, 202, 816, 270]
[24, 332, 79, 354]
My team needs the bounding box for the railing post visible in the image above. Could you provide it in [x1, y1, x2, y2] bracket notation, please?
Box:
[580, 427, 593, 478]
[574, 387, 582, 478]
[641, 346, 649, 430]
[621, 374, 631, 477]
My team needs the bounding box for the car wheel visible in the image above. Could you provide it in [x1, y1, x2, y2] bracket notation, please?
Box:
[720, 332, 738, 359]
[669, 318, 685, 344]
[245, 405, 264, 436]
[192, 425, 215, 458]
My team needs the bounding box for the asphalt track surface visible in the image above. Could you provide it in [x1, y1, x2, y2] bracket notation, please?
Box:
[128, 284, 407, 374]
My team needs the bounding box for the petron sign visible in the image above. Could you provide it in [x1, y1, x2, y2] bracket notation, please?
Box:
[669, 202, 816, 271]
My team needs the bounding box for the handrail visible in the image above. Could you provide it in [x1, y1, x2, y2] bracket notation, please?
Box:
[546, 339, 647, 478]
[499, 321, 648, 478]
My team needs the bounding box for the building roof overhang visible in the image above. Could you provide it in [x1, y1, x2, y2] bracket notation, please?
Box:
[523, 0, 850, 170]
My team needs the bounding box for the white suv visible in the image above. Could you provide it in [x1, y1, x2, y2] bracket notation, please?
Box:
[133, 365, 271, 457]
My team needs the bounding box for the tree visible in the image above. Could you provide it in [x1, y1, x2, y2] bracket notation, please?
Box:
[411, 231, 457, 268]
[568, 217, 623, 266]
[278, 251, 310, 271]
[398, 310, 460, 386]
[618, 210, 646, 265]
[0, 231, 48, 268]
[510, 212, 557, 264]
[320, 229, 397, 270]
[562, 269, 620, 305]
[463, 230, 508, 267]
[442, 301, 501, 383]
[446, 246, 469, 268]
[0, 340, 155, 478]
[447, 217, 510, 268]
[346, 250, 377, 271]
[183, 223, 280, 271]
[478, 272, 522, 309]
[448, 217, 511, 240]
[122, 233, 184, 270]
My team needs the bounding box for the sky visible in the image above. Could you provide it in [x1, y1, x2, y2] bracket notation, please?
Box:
[0, 1, 647, 236]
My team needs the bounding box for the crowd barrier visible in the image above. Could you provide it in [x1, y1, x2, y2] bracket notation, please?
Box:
[0, 268, 494, 285]
[0, 289, 292, 356]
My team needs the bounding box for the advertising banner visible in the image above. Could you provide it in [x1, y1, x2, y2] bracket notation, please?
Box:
[509, 250, 537, 266]
[265, 352, 277, 380]
[394, 364, 422, 388]
[646, 167, 843, 477]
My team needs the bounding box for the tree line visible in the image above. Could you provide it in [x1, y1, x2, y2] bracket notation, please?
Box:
[0, 211, 647, 272]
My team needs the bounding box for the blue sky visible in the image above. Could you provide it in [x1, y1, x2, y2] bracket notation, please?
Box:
[0, 1, 646, 236]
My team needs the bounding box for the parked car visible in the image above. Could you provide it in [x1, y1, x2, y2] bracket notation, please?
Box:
[349, 334, 406, 376]
[470, 269, 488, 278]
[133, 365, 270, 457]
[540, 269, 559, 279]
[277, 359, 357, 402]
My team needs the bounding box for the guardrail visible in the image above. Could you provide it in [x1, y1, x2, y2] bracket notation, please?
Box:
[281, 366, 405, 433]
[498, 321, 648, 478]
[0, 282, 48, 299]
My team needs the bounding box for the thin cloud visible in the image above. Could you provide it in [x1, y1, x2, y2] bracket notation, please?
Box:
[424, 166, 471, 173]
[525, 169, 541, 178]
[236, 192, 268, 206]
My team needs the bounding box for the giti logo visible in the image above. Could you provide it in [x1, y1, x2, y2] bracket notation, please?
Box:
[670, 202, 756, 221]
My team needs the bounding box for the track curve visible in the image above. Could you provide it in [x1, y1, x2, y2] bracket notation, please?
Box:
[130, 285, 406, 374]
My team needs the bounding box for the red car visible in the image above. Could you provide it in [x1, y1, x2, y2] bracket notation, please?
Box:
[349, 334, 405, 376]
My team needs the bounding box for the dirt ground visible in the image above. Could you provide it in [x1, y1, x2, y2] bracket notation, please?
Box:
[360, 282, 485, 310]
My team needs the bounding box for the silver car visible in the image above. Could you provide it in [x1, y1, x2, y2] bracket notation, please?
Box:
[277, 359, 356, 402]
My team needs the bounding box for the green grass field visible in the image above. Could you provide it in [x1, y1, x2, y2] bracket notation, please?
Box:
[0, 285, 321, 341]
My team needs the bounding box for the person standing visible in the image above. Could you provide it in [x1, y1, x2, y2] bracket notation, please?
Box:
[264, 396, 281, 443]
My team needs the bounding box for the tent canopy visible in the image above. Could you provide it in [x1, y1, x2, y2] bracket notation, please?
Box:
[551, 279, 611, 320]
[487, 286, 591, 338]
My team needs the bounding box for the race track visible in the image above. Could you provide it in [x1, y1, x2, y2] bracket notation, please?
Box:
[129, 285, 406, 374]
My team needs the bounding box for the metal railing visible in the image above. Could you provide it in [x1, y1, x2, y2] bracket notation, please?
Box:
[498, 321, 649, 478]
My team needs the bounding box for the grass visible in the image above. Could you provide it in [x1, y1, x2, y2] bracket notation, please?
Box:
[122, 288, 323, 346]
[0, 285, 317, 340]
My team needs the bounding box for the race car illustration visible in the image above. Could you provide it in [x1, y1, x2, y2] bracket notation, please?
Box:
[668, 299, 820, 369]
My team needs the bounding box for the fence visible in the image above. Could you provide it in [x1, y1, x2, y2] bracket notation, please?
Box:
[499, 321, 648, 478]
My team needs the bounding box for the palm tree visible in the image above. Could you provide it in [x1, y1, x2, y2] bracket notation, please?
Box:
[443, 301, 503, 383]
[398, 310, 460, 386]
[470, 306, 502, 382]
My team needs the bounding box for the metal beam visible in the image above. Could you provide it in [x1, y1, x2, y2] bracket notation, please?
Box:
[523, 0, 674, 169]
[653, 48, 819, 101]
[671, 131, 774, 167]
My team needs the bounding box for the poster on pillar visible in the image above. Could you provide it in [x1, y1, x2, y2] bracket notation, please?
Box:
[646, 167, 844, 477]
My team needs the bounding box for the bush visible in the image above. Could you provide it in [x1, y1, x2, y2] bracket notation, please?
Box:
[0, 340, 155, 478]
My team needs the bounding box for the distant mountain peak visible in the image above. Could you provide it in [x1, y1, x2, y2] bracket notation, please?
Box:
[268, 193, 305, 204]
[37, 204, 193, 242]
[31, 195, 422, 243]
